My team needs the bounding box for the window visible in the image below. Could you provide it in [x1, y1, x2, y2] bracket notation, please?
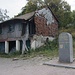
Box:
[0, 26, 2, 34]
[8, 24, 15, 32]
[18, 23, 22, 31]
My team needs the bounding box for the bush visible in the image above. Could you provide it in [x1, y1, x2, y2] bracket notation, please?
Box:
[0, 38, 58, 58]
[8, 51, 21, 57]
[29, 38, 59, 57]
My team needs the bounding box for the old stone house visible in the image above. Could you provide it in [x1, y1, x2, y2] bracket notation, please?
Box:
[0, 7, 58, 54]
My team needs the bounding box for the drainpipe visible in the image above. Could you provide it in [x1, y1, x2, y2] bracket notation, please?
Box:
[22, 23, 29, 54]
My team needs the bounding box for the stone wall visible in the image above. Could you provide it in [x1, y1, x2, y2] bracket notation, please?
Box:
[31, 35, 55, 49]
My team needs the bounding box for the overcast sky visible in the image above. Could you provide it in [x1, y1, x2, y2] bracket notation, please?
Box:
[0, 0, 75, 18]
[0, 0, 27, 18]
[65, 0, 75, 11]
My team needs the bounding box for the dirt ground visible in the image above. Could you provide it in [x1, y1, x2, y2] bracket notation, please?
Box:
[0, 57, 75, 75]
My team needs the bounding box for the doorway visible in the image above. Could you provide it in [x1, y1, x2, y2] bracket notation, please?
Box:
[9, 41, 16, 53]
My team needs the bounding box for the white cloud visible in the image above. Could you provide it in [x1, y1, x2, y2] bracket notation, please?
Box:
[0, 0, 27, 18]
[0, 0, 75, 18]
[65, 0, 75, 11]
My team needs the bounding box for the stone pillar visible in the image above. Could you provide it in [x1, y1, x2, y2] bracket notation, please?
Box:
[16, 40, 20, 51]
[5, 41, 9, 54]
[31, 40, 36, 50]
[59, 32, 73, 63]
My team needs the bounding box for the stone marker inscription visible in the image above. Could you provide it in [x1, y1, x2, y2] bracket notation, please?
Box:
[59, 32, 73, 63]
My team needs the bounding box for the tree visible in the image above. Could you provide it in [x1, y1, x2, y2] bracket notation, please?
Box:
[23, 0, 37, 13]
[0, 9, 9, 23]
[17, 0, 44, 16]
[44, 0, 71, 28]
[18, 0, 71, 28]
[71, 10, 75, 27]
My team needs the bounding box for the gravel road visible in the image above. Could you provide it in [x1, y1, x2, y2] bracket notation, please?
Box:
[0, 57, 75, 75]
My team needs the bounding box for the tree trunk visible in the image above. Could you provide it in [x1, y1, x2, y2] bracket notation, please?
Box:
[21, 24, 29, 54]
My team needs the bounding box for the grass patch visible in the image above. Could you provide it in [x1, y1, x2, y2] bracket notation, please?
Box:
[0, 53, 10, 58]
[0, 51, 21, 58]
[21, 38, 58, 58]
[0, 38, 58, 58]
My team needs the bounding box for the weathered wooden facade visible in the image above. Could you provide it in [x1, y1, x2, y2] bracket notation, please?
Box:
[0, 7, 58, 54]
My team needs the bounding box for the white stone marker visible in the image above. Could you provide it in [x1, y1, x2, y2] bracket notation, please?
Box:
[59, 32, 73, 63]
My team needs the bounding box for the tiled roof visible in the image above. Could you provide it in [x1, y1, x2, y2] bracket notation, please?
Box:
[15, 12, 35, 20]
